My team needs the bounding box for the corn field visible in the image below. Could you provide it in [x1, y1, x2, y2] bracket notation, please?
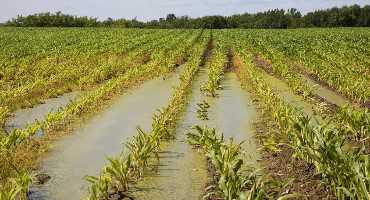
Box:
[0, 27, 369, 200]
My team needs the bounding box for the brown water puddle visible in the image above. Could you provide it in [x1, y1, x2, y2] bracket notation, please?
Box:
[131, 67, 209, 200]
[5, 92, 81, 134]
[211, 72, 260, 167]
[300, 75, 350, 107]
[29, 67, 184, 200]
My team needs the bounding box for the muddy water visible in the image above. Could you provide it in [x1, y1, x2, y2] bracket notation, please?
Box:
[211, 73, 259, 167]
[29, 68, 183, 200]
[260, 72, 325, 125]
[131, 67, 209, 200]
[5, 92, 81, 134]
[261, 73, 317, 116]
[300, 75, 350, 107]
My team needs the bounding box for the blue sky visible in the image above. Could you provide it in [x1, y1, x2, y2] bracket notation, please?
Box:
[1, 0, 370, 22]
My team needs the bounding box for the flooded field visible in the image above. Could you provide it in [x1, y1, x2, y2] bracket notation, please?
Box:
[211, 73, 259, 166]
[1, 28, 368, 200]
[29, 71, 182, 200]
[132, 67, 209, 200]
[5, 92, 81, 134]
[300, 75, 350, 107]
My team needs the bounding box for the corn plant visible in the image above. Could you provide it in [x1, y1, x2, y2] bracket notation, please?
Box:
[86, 174, 112, 200]
[0, 171, 32, 200]
[0, 184, 21, 200]
[337, 106, 370, 140]
[232, 45, 370, 200]
[85, 31, 211, 198]
[126, 127, 158, 178]
[196, 100, 210, 120]
[105, 156, 132, 192]
[0, 107, 9, 130]
[187, 125, 271, 200]
[200, 36, 228, 98]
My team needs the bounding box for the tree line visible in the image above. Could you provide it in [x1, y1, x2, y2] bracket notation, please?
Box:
[3, 4, 370, 28]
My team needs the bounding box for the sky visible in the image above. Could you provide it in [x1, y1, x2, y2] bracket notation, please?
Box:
[1, 0, 370, 22]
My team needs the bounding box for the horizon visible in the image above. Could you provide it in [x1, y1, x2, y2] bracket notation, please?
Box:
[1, 0, 370, 23]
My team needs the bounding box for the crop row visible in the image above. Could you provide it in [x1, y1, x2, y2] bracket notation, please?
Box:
[200, 33, 228, 97]
[223, 30, 370, 143]
[233, 46, 370, 199]
[85, 31, 210, 199]
[0, 30, 202, 198]
[0, 30, 182, 111]
[0, 29, 155, 89]
[226, 29, 370, 104]
[0, 30, 190, 148]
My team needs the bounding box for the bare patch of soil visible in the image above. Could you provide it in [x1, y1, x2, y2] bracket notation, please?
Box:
[253, 54, 275, 76]
[262, 146, 334, 200]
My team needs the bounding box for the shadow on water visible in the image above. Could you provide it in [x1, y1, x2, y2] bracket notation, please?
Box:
[5, 92, 81, 136]
[131, 67, 209, 200]
[29, 67, 184, 200]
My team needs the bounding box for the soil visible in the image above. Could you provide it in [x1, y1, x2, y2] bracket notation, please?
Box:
[203, 157, 223, 200]
[253, 54, 275, 76]
[262, 146, 334, 200]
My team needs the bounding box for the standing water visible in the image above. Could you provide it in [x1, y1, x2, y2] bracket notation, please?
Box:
[131, 67, 209, 200]
[260, 72, 325, 124]
[5, 92, 81, 134]
[261, 73, 317, 116]
[132, 71, 261, 199]
[29, 67, 184, 200]
[300, 75, 350, 107]
[211, 72, 260, 167]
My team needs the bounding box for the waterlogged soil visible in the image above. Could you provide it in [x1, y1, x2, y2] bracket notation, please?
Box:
[4, 92, 81, 134]
[29, 68, 184, 200]
[131, 67, 209, 200]
[211, 72, 260, 167]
